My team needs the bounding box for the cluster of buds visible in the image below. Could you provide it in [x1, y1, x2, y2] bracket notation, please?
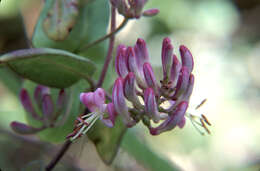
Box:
[67, 37, 211, 139]
[110, 0, 159, 19]
[112, 37, 210, 135]
[10, 85, 67, 134]
[67, 88, 117, 141]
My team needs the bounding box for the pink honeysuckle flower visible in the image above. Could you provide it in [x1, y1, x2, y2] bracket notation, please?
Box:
[68, 88, 118, 141]
[112, 37, 211, 135]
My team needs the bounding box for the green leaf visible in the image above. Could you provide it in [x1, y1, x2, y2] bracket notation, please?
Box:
[0, 48, 96, 88]
[88, 117, 127, 164]
[0, 67, 22, 95]
[32, 0, 89, 52]
[32, 0, 110, 55]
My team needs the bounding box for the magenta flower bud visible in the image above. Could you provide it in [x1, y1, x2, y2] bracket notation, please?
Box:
[112, 78, 135, 127]
[161, 37, 173, 80]
[10, 121, 45, 134]
[134, 38, 149, 65]
[100, 103, 117, 128]
[149, 101, 188, 135]
[123, 72, 143, 109]
[56, 89, 66, 110]
[130, 0, 147, 18]
[34, 85, 50, 107]
[172, 66, 190, 99]
[144, 88, 160, 123]
[142, 8, 159, 17]
[20, 88, 40, 120]
[177, 117, 186, 129]
[182, 74, 195, 101]
[42, 94, 54, 121]
[170, 55, 181, 87]
[143, 62, 158, 93]
[126, 46, 147, 89]
[115, 45, 128, 77]
[180, 45, 194, 73]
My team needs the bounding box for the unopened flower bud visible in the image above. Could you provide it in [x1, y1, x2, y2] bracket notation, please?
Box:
[183, 74, 195, 101]
[142, 8, 159, 17]
[115, 45, 128, 77]
[144, 88, 160, 123]
[180, 45, 194, 73]
[126, 46, 147, 88]
[10, 121, 45, 134]
[143, 62, 158, 93]
[172, 67, 190, 99]
[20, 88, 40, 121]
[34, 85, 50, 109]
[42, 94, 54, 122]
[161, 37, 173, 80]
[170, 55, 181, 88]
[112, 78, 135, 127]
[123, 72, 143, 109]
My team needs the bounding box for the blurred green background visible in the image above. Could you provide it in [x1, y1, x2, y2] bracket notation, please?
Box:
[0, 0, 260, 170]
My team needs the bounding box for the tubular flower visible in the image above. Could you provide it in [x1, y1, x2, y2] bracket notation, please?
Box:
[113, 37, 211, 135]
[10, 85, 67, 135]
[110, 0, 159, 19]
[67, 88, 117, 141]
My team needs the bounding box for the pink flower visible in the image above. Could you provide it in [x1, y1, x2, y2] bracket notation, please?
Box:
[68, 88, 117, 141]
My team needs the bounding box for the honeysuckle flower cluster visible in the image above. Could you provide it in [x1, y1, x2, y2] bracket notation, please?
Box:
[67, 37, 211, 139]
[112, 37, 196, 135]
[10, 85, 67, 134]
[67, 88, 117, 141]
[110, 0, 159, 19]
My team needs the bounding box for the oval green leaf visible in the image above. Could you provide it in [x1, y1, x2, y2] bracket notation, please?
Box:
[0, 48, 96, 88]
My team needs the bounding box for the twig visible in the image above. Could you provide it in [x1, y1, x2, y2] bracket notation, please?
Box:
[77, 17, 128, 52]
[45, 140, 72, 171]
[96, 7, 117, 87]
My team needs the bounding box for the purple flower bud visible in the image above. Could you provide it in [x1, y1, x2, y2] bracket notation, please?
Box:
[134, 38, 149, 66]
[10, 121, 45, 134]
[130, 0, 147, 18]
[20, 88, 40, 120]
[183, 74, 195, 101]
[177, 117, 186, 129]
[34, 85, 50, 109]
[42, 94, 54, 121]
[126, 46, 147, 89]
[112, 78, 135, 127]
[172, 66, 190, 99]
[143, 62, 158, 93]
[142, 8, 159, 17]
[56, 89, 66, 110]
[161, 38, 173, 80]
[100, 103, 117, 128]
[180, 45, 194, 73]
[149, 101, 188, 135]
[115, 45, 128, 77]
[170, 55, 181, 88]
[144, 88, 160, 123]
[123, 72, 143, 109]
